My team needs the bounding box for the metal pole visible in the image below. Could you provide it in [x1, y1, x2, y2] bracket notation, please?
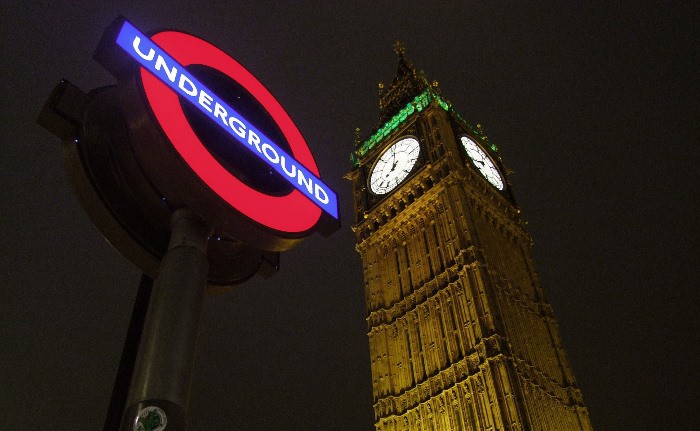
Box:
[120, 208, 213, 431]
[104, 274, 153, 431]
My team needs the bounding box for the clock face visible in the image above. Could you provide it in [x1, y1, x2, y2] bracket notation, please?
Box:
[461, 136, 504, 190]
[369, 137, 421, 195]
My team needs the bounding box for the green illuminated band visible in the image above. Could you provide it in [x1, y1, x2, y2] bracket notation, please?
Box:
[351, 89, 498, 167]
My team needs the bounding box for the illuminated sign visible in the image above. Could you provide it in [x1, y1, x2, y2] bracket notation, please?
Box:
[105, 20, 338, 233]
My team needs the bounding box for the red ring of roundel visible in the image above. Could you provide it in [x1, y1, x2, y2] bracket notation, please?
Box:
[140, 31, 322, 233]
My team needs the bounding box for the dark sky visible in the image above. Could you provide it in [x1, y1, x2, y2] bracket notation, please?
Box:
[1, 1, 697, 430]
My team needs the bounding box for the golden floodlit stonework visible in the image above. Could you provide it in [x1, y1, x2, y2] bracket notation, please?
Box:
[347, 44, 593, 431]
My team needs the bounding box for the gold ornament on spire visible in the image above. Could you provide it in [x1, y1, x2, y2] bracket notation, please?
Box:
[392, 40, 406, 56]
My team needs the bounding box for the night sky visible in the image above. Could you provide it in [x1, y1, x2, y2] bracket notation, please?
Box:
[1, 2, 697, 430]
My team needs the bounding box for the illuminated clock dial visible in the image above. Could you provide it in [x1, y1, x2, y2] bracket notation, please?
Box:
[461, 136, 504, 190]
[369, 137, 421, 195]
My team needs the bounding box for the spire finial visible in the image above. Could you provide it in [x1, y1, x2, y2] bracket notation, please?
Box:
[393, 40, 406, 57]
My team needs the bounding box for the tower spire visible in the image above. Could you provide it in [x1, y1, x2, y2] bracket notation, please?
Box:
[378, 41, 429, 123]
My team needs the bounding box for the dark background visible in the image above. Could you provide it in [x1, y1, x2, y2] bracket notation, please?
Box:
[1, 1, 697, 430]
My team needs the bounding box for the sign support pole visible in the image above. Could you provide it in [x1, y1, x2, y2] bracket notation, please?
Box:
[104, 274, 153, 431]
[120, 208, 213, 431]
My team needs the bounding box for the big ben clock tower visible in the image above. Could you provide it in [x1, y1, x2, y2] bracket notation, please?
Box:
[347, 43, 594, 431]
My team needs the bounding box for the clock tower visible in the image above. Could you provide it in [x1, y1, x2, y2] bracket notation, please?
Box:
[346, 44, 593, 431]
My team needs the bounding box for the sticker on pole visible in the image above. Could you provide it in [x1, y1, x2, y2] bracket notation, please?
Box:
[134, 406, 167, 431]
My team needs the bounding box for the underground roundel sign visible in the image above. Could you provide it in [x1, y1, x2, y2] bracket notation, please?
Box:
[96, 17, 338, 246]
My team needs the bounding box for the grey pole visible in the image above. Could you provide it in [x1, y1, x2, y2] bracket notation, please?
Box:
[120, 208, 213, 431]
